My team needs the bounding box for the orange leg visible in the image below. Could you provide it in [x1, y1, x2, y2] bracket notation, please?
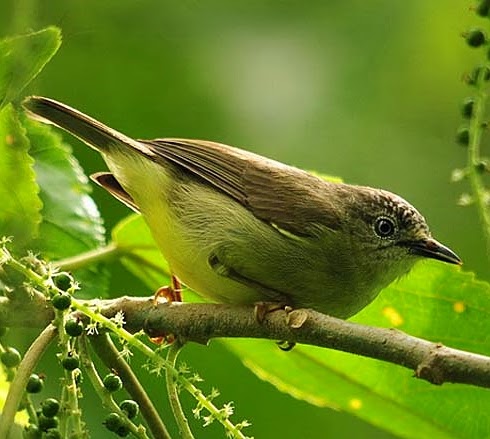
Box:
[153, 275, 183, 304]
[150, 275, 182, 345]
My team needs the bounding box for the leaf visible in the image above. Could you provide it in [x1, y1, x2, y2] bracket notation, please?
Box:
[24, 117, 109, 298]
[0, 105, 42, 250]
[0, 26, 61, 110]
[224, 262, 490, 439]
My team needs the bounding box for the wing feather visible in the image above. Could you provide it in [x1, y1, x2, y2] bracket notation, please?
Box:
[140, 138, 340, 236]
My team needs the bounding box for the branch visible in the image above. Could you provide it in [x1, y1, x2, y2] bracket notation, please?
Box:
[1, 296, 489, 389]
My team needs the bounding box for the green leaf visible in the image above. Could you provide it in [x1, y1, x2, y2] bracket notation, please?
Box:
[0, 26, 61, 109]
[113, 213, 490, 437]
[24, 117, 108, 298]
[224, 262, 490, 439]
[0, 105, 42, 250]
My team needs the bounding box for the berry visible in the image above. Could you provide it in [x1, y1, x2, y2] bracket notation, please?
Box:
[116, 425, 130, 437]
[26, 374, 44, 393]
[461, 98, 475, 119]
[476, 160, 489, 173]
[38, 414, 58, 432]
[54, 273, 72, 291]
[477, 0, 490, 17]
[456, 127, 470, 146]
[466, 29, 487, 47]
[103, 373, 122, 392]
[104, 412, 123, 432]
[1, 347, 21, 368]
[52, 292, 71, 311]
[61, 353, 80, 371]
[466, 66, 490, 85]
[41, 398, 60, 418]
[120, 400, 139, 419]
[64, 318, 84, 337]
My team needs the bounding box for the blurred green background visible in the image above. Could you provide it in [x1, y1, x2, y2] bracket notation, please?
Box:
[1, 1, 487, 438]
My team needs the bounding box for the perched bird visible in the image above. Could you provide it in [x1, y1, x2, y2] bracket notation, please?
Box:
[24, 96, 461, 319]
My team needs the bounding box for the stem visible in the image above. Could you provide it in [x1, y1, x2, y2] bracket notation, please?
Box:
[54, 243, 120, 271]
[56, 314, 83, 438]
[468, 68, 490, 258]
[90, 333, 172, 439]
[0, 325, 57, 438]
[166, 342, 195, 439]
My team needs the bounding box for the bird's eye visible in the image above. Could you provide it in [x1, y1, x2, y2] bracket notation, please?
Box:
[374, 217, 396, 238]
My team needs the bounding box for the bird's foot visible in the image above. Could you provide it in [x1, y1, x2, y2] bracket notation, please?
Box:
[150, 275, 182, 345]
[253, 301, 289, 323]
[152, 275, 183, 305]
[254, 302, 308, 352]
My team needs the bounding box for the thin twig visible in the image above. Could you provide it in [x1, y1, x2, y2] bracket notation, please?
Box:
[166, 342, 194, 439]
[0, 324, 57, 438]
[53, 242, 119, 271]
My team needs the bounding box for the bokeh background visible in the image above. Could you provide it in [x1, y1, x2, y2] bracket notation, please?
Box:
[1, 1, 487, 438]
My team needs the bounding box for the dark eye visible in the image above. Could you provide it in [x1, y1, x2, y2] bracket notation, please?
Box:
[374, 217, 396, 238]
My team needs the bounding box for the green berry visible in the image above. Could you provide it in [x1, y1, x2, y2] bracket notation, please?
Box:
[476, 160, 488, 173]
[26, 373, 44, 393]
[52, 292, 71, 311]
[54, 273, 72, 291]
[64, 318, 84, 337]
[116, 425, 130, 437]
[466, 66, 490, 85]
[104, 412, 123, 432]
[103, 373, 122, 392]
[38, 414, 58, 432]
[1, 347, 21, 368]
[41, 398, 60, 418]
[456, 127, 470, 146]
[466, 29, 487, 47]
[45, 429, 62, 439]
[120, 400, 139, 419]
[461, 98, 475, 119]
[477, 0, 490, 17]
[61, 353, 80, 371]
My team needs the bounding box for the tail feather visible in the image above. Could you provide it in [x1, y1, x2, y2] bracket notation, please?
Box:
[23, 96, 148, 155]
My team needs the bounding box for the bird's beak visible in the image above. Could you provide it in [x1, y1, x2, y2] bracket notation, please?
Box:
[406, 238, 462, 265]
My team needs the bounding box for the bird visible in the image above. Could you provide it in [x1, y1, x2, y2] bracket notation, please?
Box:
[23, 96, 461, 319]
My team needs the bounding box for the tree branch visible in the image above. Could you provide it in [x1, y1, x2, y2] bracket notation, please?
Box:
[1, 295, 489, 389]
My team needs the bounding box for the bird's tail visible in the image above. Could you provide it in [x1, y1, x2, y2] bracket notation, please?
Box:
[23, 96, 144, 154]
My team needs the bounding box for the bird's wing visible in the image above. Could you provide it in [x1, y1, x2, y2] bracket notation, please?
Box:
[140, 138, 341, 237]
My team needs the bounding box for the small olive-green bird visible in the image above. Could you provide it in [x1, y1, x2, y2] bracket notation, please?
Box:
[24, 96, 461, 319]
